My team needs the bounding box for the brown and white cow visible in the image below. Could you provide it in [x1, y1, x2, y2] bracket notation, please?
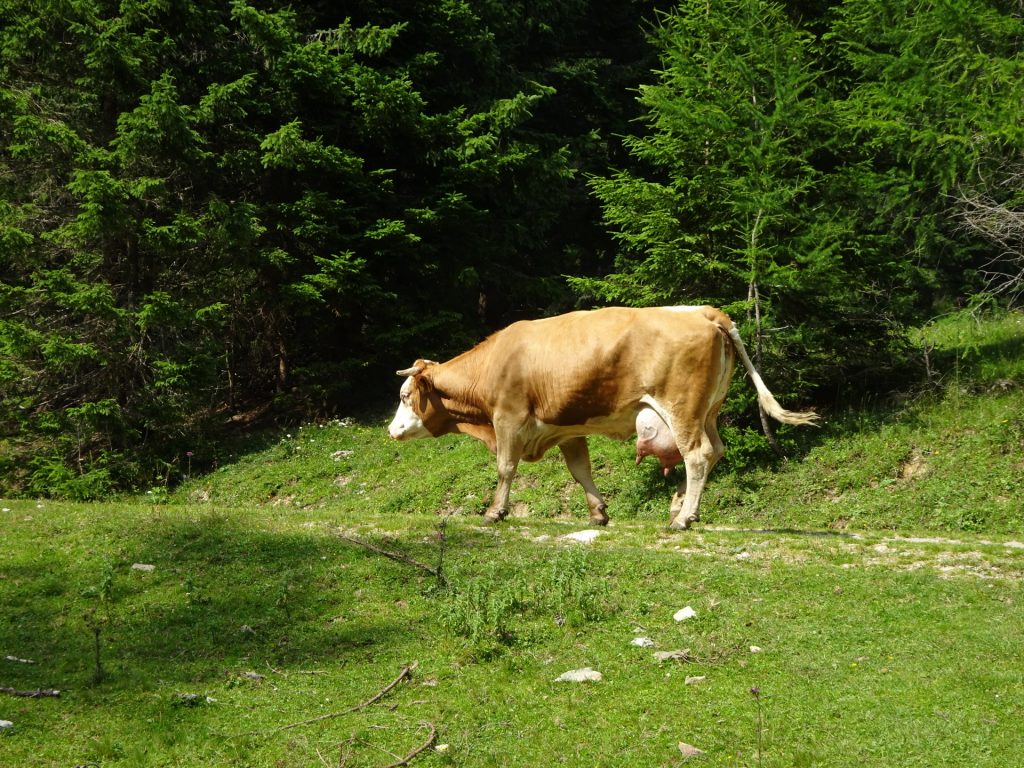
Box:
[388, 305, 817, 529]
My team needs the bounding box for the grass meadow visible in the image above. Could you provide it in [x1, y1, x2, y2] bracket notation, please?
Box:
[2, 310, 1022, 767]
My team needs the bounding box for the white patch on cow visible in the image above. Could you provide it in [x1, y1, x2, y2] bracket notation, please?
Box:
[527, 412, 635, 458]
[715, 340, 731, 401]
[388, 377, 430, 440]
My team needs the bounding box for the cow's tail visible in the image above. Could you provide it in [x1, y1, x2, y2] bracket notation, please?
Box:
[720, 318, 820, 427]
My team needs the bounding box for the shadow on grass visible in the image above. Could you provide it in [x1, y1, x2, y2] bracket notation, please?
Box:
[0, 511, 441, 693]
[704, 525, 861, 539]
[924, 320, 1024, 382]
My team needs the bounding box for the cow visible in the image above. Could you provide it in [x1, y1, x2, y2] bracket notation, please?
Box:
[388, 305, 818, 529]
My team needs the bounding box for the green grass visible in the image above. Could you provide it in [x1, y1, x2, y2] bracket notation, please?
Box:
[2, 309, 1023, 766]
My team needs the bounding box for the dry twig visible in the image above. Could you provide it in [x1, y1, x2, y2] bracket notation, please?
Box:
[338, 533, 438, 576]
[272, 662, 417, 733]
[0, 686, 61, 698]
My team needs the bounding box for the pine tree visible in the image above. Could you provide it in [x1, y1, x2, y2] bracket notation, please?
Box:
[579, 0, 881, 408]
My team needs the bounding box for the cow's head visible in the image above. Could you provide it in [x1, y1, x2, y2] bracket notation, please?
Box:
[388, 359, 449, 440]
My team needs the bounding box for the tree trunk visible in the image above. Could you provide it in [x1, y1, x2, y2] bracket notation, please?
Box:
[746, 209, 784, 458]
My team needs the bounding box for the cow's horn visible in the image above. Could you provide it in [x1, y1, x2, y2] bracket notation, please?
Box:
[397, 359, 438, 377]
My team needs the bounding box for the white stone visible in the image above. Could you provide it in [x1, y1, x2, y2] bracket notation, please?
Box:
[673, 606, 697, 621]
[561, 529, 604, 543]
[131, 563, 156, 573]
[631, 637, 655, 648]
[554, 667, 603, 683]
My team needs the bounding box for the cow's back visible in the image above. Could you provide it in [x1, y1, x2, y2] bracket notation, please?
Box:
[478, 306, 730, 427]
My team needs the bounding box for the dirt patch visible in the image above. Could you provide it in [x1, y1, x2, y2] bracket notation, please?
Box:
[616, 524, 1024, 581]
[509, 501, 532, 518]
[898, 449, 930, 481]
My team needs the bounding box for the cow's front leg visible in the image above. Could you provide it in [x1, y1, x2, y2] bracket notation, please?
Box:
[558, 437, 608, 525]
[483, 443, 521, 523]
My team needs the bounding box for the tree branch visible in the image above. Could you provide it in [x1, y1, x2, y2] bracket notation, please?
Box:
[381, 722, 437, 768]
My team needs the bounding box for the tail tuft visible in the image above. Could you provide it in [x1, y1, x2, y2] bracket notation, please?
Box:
[723, 322, 819, 427]
[757, 392, 820, 427]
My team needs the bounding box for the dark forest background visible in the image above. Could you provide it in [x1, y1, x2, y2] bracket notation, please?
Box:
[2, 0, 1022, 497]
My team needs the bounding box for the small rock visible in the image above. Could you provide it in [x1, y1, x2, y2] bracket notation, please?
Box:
[0, 720, 13, 731]
[173, 693, 216, 707]
[561, 529, 604, 543]
[240, 625, 256, 635]
[750, 645, 763, 654]
[4, 655, 35, 664]
[631, 637, 655, 648]
[654, 649, 693, 663]
[685, 675, 706, 685]
[240, 671, 264, 682]
[331, 449, 354, 461]
[131, 563, 156, 573]
[554, 667, 603, 683]
[435, 744, 450, 753]
[673, 606, 697, 621]
[678, 741, 704, 758]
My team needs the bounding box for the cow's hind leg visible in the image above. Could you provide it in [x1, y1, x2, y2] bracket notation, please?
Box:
[559, 437, 609, 525]
[669, 439, 712, 530]
[668, 413, 725, 530]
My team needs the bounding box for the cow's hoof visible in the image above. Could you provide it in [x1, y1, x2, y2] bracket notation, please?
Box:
[669, 514, 698, 531]
[589, 505, 609, 526]
[481, 509, 507, 524]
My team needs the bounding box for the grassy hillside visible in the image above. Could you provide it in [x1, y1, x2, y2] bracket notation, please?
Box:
[1, 310, 1021, 767]
[176, 308, 1024, 535]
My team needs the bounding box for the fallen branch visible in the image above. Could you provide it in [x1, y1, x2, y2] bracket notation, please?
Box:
[0, 687, 61, 698]
[381, 722, 437, 768]
[338, 533, 438, 576]
[3, 655, 35, 664]
[272, 662, 417, 733]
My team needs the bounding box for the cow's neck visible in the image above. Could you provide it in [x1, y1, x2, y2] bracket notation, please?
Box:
[430, 358, 490, 426]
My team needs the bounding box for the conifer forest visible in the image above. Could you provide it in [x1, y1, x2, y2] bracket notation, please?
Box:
[2, 0, 1022, 495]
